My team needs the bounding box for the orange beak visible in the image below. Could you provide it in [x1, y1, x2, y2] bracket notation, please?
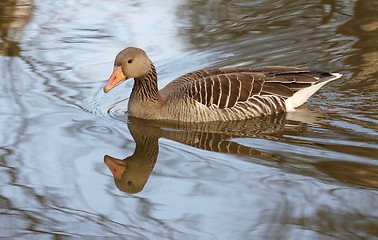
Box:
[103, 66, 126, 93]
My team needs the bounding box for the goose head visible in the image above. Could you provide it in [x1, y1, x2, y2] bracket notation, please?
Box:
[103, 47, 151, 93]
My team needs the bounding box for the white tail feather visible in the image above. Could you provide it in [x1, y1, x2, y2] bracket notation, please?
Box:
[285, 73, 342, 112]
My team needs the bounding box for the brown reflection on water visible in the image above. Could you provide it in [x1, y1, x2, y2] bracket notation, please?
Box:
[176, 0, 351, 69]
[338, 0, 378, 90]
[0, 0, 33, 56]
[313, 160, 378, 189]
[264, 200, 378, 239]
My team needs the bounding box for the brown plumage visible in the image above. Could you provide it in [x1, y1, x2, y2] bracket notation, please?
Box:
[103, 47, 342, 122]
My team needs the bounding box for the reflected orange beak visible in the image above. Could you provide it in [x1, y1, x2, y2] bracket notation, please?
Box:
[103, 66, 126, 93]
[104, 155, 127, 180]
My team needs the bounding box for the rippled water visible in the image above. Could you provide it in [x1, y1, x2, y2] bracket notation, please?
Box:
[1, 0, 377, 239]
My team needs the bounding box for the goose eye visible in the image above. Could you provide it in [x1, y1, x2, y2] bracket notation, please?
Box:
[128, 59, 133, 64]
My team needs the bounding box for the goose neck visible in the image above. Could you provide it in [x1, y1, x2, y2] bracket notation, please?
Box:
[132, 64, 159, 102]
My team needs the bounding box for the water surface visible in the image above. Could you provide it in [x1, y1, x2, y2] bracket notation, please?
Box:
[0, 0, 377, 239]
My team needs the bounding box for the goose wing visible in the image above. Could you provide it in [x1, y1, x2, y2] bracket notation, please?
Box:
[163, 67, 331, 109]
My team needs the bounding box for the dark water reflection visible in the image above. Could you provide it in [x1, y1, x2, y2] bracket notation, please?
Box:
[1, 0, 378, 239]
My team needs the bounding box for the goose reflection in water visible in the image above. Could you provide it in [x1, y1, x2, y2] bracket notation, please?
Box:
[104, 123, 160, 194]
[104, 111, 378, 194]
[104, 113, 298, 193]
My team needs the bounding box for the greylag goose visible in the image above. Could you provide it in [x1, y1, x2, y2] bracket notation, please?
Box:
[103, 47, 342, 122]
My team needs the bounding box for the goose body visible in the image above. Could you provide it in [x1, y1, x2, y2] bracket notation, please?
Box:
[104, 47, 342, 122]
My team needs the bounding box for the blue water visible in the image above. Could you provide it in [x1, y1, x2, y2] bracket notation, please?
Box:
[0, 0, 377, 239]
